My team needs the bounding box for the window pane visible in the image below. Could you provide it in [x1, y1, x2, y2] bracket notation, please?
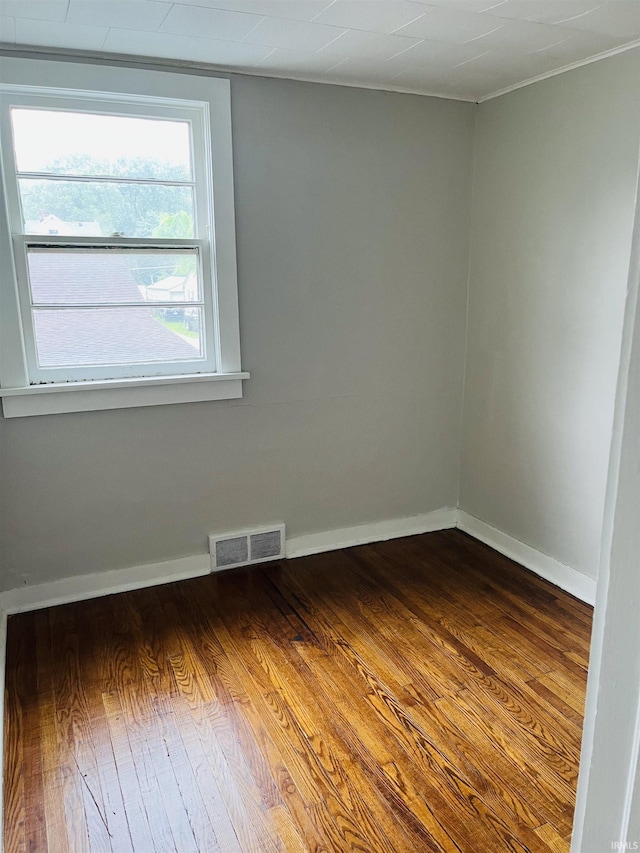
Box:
[11, 109, 193, 180]
[28, 249, 201, 305]
[33, 307, 204, 367]
[20, 179, 195, 238]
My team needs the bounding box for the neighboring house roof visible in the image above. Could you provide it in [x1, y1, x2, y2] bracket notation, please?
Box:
[25, 215, 102, 237]
[146, 275, 187, 296]
[145, 272, 198, 302]
[28, 251, 199, 367]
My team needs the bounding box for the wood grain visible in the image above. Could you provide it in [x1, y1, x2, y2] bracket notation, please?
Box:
[3, 530, 591, 852]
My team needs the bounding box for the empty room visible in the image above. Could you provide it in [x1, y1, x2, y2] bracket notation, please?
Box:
[0, 1, 639, 851]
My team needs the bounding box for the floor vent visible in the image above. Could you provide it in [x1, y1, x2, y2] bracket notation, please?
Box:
[209, 524, 286, 572]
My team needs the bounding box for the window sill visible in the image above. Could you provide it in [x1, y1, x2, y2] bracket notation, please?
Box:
[0, 372, 250, 417]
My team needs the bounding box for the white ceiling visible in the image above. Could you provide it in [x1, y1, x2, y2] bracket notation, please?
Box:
[0, 0, 639, 101]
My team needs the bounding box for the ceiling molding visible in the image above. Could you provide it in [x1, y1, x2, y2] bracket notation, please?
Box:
[478, 38, 640, 103]
[1, 36, 638, 106]
[0, 41, 478, 101]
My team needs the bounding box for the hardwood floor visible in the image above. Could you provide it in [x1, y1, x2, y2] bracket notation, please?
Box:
[3, 530, 592, 852]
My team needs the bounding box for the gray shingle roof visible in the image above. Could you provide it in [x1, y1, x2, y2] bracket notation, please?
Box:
[28, 251, 200, 368]
[28, 250, 145, 304]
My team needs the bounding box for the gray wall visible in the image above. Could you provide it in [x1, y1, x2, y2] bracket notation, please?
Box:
[0, 75, 475, 589]
[3, 53, 637, 592]
[459, 50, 640, 580]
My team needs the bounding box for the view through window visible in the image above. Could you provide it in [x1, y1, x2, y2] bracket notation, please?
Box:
[7, 100, 214, 381]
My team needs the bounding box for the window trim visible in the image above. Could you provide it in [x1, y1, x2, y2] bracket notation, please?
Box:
[0, 372, 250, 418]
[2, 88, 216, 382]
[0, 57, 247, 417]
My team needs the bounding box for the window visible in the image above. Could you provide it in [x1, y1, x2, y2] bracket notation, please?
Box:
[0, 59, 247, 417]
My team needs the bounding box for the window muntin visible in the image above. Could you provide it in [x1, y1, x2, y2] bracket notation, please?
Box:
[2, 90, 217, 383]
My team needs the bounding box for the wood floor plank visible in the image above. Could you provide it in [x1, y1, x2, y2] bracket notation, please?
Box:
[107, 649, 200, 853]
[152, 704, 226, 853]
[16, 617, 47, 853]
[270, 805, 307, 853]
[3, 628, 26, 853]
[158, 590, 288, 853]
[70, 603, 137, 853]
[536, 671, 587, 716]
[434, 692, 574, 836]
[32, 607, 94, 853]
[168, 703, 246, 853]
[534, 823, 570, 852]
[373, 541, 562, 684]
[290, 550, 469, 701]
[346, 542, 587, 760]
[101, 689, 175, 853]
[4, 530, 591, 852]
[285, 638, 462, 852]
[437, 691, 576, 838]
[270, 562, 552, 853]
[47, 605, 113, 853]
[245, 572, 450, 852]
[259, 565, 552, 839]
[205, 577, 406, 853]
[161, 583, 327, 853]
[32, 611, 73, 853]
[525, 678, 585, 729]
[436, 532, 592, 647]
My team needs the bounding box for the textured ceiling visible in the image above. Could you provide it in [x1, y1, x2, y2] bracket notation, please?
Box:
[0, 0, 639, 100]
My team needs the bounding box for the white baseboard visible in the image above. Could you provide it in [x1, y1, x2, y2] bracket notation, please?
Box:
[0, 508, 458, 617]
[286, 507, 459, 559]
[457, 510, 597, 606]
[0, 509, 596, 612]
[0, 553, 211, 616]
[0, 506, 593, 614]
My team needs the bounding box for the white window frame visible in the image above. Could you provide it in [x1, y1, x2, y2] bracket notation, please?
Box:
[0, 58, 248, 417]
[6, 92, 216, 384]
